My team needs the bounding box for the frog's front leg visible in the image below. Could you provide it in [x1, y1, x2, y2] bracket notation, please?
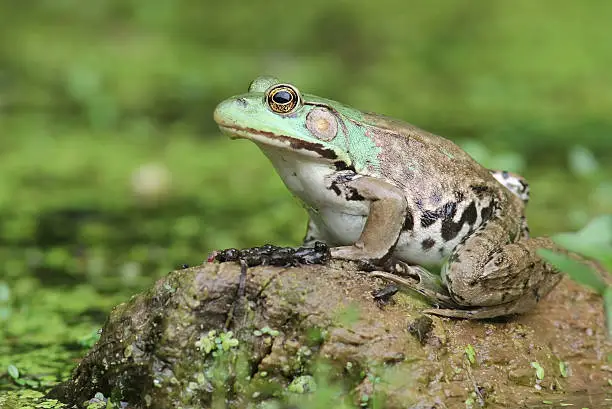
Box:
[328, 176, 409, 262]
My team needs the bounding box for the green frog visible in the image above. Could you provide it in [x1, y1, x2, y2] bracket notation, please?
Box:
[213, 76, 562, 319]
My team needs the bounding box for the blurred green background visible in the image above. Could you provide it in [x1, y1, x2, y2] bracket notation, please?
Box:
[0, 0, 611, 400]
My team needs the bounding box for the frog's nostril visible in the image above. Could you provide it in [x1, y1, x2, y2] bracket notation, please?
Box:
[236, 98, 248, 107]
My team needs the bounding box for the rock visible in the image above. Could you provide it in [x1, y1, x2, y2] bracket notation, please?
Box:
[48, 261, 612, 408]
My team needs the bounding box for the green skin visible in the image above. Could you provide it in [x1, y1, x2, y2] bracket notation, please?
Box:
[214, 76, 562, 319]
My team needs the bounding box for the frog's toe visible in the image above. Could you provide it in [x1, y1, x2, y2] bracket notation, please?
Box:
[424, 299, 530, 320]
[423, 307, 488, 319]
[423, 308, 470, 319]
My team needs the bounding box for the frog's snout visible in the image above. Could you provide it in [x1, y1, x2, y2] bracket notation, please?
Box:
[213, 98, 239, 127]
[214, 97, 252, 126]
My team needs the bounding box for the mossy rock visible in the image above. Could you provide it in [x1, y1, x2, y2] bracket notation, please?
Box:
[48, 261, 611, 408]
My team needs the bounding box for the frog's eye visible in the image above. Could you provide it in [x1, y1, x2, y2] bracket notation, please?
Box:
[266, 84, 302, 115]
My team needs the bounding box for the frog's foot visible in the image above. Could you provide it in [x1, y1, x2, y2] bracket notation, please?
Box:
[209, 242, 330, 267]
[424, 288, 546, 320]
[370, 263, 457, 309]
[425, 303, 521, 320]
[373, 263, 547, 320]
[373, 266, 528, 319]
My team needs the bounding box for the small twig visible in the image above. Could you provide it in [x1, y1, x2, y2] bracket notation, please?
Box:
[224, 260, 249, 330]
[465, 362, 485, 407]
[237, 259, 248, 299]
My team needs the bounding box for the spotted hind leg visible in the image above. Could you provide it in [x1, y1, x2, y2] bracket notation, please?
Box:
[372, 266, 562, 320]
[373, 230, 563, 319]
[424, 266, 562, 319]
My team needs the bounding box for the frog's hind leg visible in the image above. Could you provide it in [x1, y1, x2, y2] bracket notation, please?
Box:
[372, 257, 562, 320]
[425, 236, 564, 319]
[442, 234, 563, 318]
[425, 269, 562, 320]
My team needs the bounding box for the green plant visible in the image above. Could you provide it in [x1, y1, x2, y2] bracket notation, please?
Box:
[538, 215, 612, 338]
[464, 344, 476, 366]
[195, 330, 240, 357]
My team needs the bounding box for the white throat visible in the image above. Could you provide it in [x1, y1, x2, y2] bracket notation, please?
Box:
[257, 144, 337, 208]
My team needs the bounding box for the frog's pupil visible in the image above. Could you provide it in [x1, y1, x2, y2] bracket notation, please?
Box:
[273, 90, 292, 104]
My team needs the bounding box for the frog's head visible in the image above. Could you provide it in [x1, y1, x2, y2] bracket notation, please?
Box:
[214, 77, 378, 170]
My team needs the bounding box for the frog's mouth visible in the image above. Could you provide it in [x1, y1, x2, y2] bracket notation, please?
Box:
[218, 124, 340, 161]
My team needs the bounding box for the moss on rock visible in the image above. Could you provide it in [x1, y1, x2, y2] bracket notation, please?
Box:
[48, 261, 612, 408]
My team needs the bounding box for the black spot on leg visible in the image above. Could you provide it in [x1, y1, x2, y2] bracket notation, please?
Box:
[328, 173, 364, 200]
[345, 187, 364, 201]
[333, 172, 355, 184]
[420, 210, 438, 228]
[442, 202, 457, 218]
[464, 203, 478, 225]
[481, 202, 494, 223]
[329, 182, 342, 196]
[454, 191, 465, 203]
[421, 238, 436, 250]
[441, 202, 477, 241]
[470, 184, 490, 198]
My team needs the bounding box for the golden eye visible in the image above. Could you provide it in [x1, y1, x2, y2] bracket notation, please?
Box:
[266, 84, 301, 114]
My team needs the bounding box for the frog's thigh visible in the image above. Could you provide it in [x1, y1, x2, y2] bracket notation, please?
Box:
[331, 176, 408, 261]
[427, 269, 562, 319]
[444, 236, 561, 308]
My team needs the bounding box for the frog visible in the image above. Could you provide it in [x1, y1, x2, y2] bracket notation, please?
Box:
[213, 76, 562, 319]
